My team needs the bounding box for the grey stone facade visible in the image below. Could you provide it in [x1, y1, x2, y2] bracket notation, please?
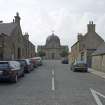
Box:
[37, 33, 68, 60]
[0, 13, 35, 60]
[71, 21, 104, 67]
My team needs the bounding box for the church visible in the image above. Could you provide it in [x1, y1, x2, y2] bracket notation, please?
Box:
[0, 13, 35, 60]
[37, 33, 69, 59]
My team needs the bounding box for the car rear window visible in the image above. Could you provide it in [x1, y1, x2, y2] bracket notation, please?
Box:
[0, 62, 9, 69]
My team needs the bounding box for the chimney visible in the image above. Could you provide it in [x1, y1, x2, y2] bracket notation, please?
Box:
[78, 33, 83, 41]
[87, 21, 95, 32]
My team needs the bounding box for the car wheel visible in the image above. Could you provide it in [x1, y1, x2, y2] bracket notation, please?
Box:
[85, 69, 88, 72]
[21, 72, 24, 77]
[27, 69, 30, 73]
[73, 69, 76, 72]
[12, 74, 18, 83]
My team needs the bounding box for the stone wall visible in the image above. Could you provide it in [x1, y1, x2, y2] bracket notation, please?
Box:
[92, 55, 105, 72]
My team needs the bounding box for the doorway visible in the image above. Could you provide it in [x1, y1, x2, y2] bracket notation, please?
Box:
[17, 48, 21, 59]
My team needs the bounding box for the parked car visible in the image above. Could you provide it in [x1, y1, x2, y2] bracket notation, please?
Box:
[30, 58, 38, 68]
[71, 60, 88, 72]
[61, 58, 69, 64]
[29, 59, 34, 70]
[31, 57, 42, 66]
[17, 59, 33, 73]
[0, 61, 24, 83]
[16, 59, 27, 73]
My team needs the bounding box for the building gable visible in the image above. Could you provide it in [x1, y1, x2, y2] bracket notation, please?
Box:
[81, 32, 104, 50]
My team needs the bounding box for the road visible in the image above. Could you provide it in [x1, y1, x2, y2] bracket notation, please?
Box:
[0, 60, 105, 105]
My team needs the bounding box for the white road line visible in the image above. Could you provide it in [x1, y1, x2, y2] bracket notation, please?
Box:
[52, 77, 55, 91]
[52, 69, 55, 91]
[90, 88, 105, 105]
[52, 69, 54, 75]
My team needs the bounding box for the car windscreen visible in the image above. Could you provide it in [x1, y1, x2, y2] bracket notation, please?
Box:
[0, 62, 9, 69]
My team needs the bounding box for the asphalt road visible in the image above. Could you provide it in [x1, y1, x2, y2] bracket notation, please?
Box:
[0, 60, 105, 105]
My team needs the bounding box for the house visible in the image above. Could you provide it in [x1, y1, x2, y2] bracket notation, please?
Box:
[71, 21, 104, 67]
[0, 13, 35, 60]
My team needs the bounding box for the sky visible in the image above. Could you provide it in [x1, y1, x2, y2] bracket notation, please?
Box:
[0, 0, 105, 50]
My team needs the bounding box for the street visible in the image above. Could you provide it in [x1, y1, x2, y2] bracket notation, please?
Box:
[0, 60, 105, 105]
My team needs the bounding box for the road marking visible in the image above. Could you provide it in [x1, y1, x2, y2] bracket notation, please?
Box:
[52, 69, 54, 75]
[52, 69, 55, 91]
[52, 77, 55, 91]
[90, 88, 105, 105]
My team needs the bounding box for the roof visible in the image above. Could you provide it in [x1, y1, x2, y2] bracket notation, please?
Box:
[46, 33, 60, 44]
[0, 23, 17, 36]
[92, 42, 105, 55]
[83, 32, 104, 43]
[71, 41, 79, 48]
[71, 31, 104, 49]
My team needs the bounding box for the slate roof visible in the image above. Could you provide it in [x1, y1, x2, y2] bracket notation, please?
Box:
[0, 23, 17, 36]
[92, 42, 105, 55]
[71, 32, 104, 48]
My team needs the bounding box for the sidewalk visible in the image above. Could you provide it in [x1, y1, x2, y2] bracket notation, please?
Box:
[88, 68, 105, 79]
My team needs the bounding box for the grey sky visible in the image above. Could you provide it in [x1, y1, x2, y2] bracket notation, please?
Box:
[0, 0, 105, 50]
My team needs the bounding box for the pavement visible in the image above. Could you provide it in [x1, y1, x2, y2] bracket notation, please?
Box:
[88, 68, 105, 79]
[0, 60, 105, 105]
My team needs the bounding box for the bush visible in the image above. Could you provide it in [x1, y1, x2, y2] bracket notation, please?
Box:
[37, 51, 46, 57]
[60, 50, 68, 57]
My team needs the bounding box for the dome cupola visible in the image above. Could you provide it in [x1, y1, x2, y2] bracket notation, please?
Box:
[46, 32, 60, 48]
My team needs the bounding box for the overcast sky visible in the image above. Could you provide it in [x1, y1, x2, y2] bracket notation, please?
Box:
[0, 0, 105, 50]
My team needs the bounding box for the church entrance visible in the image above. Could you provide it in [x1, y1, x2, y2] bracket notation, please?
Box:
[52, 53, 55, 59]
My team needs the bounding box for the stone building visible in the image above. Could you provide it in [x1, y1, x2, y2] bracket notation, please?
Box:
[92, 42, 105, 72]
[0, 13, 35, 60]
[71, 21, 104, 67]
[37, 33, 69, 59]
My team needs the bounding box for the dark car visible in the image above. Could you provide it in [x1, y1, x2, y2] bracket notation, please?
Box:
[61, 58, 69, 64]
[16, 59, 27, 73]
[17, 59, 33, 73]
[0, 61, 24, 83]
[71, 61, 88, 72]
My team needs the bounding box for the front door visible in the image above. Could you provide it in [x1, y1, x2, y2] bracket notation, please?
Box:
[52, 53, 55, 59]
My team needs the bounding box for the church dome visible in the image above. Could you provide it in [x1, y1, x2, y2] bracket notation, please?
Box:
[46, 33, 60, 48]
